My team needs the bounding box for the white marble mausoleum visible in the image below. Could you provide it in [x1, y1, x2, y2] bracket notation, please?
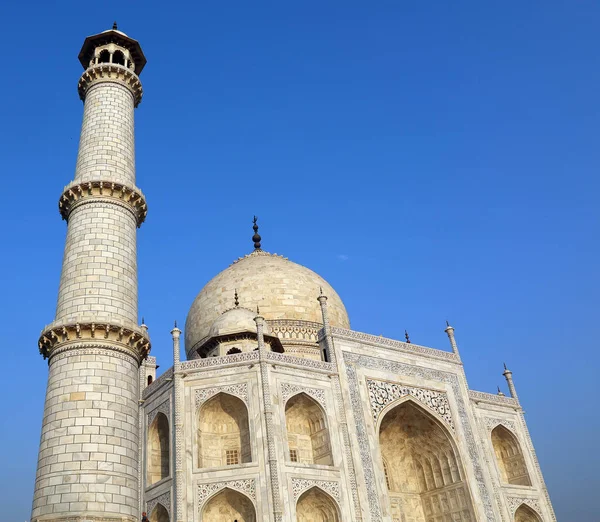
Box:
[31, 26, 556, 522]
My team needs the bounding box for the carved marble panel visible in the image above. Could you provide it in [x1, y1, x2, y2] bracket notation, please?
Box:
[281, 382, 327, 410]
[147, 400, 170, 427]
[197, 479, 256, 511]
[291, 477, 340, 501]
[507, 496, 542, 516]
[194, 382, 249, 410]
[484, 416, 517, 433]
[366, 379, 454, 431]
[146, 491, 170, 517]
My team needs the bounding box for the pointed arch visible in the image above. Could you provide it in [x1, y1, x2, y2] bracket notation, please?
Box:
[285, 392, 333, 465]
[201, 487, 256, 521]
[515, 503, 542, 522]
[491, 425, 532, 486]
[378, 399, 476, 522]
[150, 503, 169, 522]
[296, 486, 340, 522]
[147, 412, 169, 485]
[112, 49, 125, 66]
[197, 392, 251, 468]
[98, 49, 110, 63]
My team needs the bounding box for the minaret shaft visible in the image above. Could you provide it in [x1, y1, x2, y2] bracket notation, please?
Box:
[55, 194, 138, 324]
[32, 29, 148, 522]
[75, 83, 136, 186]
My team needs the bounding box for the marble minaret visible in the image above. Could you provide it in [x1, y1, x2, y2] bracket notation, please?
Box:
[33, 25, 150, 522]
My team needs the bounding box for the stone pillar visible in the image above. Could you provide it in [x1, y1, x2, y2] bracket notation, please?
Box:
[32, 27, 149, 522]
[502, 363, 519, 401]
[255, 312, 282, 522]
[171, 322, 184, 522]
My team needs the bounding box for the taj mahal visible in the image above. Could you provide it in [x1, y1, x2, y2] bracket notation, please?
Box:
[30, 26, 556, 522]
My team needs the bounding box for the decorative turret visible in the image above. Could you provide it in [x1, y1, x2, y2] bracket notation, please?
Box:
[444, 320, 461, 357]
[503, 363, 519, 401]
[31, 26, 149, 522]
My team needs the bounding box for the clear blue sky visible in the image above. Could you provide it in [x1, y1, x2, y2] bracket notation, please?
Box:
[1, 1, 597, 520]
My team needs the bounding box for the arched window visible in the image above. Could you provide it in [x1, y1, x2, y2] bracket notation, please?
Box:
[296, 487, 340, 521]
[147, 412, 169, 485]
[150, 503, 169, 522]
[147, 375, 153, 386]
[197, 393, 251, 468]
[201, 488, 256, 521]
[98, 49, 110, 64]
[112, 50, 125, 66]
[285, 393, 332, 466]
[379, 400, 476, 522]
[227, 347, 242, 355]
[515, 504, 542, 522]
[491, 425, 532, 486]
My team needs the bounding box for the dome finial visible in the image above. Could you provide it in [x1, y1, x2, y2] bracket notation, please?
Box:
[234, 289, 239, 307]
[252, 216, 262, 250]
[405, 330, 411, 343]
[113, 21, 118, 30]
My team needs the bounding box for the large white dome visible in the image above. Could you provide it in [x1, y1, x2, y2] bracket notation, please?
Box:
[185, 250, 350, 358]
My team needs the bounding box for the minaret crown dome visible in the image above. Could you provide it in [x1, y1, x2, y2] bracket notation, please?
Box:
[78, 27, 147, 75]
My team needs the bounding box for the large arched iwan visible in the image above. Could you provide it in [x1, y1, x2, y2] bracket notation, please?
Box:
[285, 393, 333, 465]
[296, 486, 340, 522]
[147, 412, 169, 485]
[201, 488, 256, 522]
[491, 424, 532, 486]
[378, 399, 477, 521]
[150, 503, 169, 522]
[197, 393, 251, 468]
[514, 503, 543, 522]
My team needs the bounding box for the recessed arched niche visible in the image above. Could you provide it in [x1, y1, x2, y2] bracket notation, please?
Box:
[147, 412, 169, 485]
[201, 488, 256, 522]
[149, 503, 169, 522]
[296, 487, 340, 522]
[379, 400, 476, 522]
[197, 393, 251, 468]
[491, 425, 532, 486]
[285, 393, 332, 466]
[514, 504, 543, 522]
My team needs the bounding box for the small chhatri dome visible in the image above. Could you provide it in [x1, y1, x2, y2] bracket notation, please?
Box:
[209, 306, 264, 339]
[185, 220, 349, 358]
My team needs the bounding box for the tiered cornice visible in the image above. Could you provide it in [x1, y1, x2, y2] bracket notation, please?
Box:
[78, 63, 143, 106]
[58, 180, 148, 227]
[38, 321, 151, 362]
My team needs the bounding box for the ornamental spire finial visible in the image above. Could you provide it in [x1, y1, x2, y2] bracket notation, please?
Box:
[252, 216, 262, 250]
[113, 21, 118, 30]
[405, 330, 411, 343]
